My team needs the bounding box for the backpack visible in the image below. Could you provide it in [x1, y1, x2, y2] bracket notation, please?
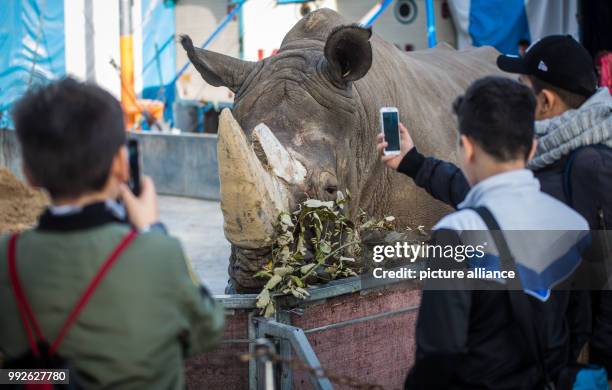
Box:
[471, 206, 609, 390]
[3, 230, 137, 389]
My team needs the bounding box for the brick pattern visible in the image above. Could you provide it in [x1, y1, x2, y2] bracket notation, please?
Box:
[186, 284, 421, 389]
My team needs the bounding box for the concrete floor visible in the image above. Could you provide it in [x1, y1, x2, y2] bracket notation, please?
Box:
[158, 195, 230, 294]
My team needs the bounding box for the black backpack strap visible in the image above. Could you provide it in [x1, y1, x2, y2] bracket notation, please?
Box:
[469, 206, 554, 389]
[469, 207, 521, 290]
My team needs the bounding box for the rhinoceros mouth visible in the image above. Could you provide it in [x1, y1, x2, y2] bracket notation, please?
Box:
[217, 108, 306, 251]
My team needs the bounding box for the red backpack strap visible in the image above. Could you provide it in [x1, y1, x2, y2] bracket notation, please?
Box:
[7, 230, 138, 358]
[49, 230, 138, 355]
[7, 233, 45, 357]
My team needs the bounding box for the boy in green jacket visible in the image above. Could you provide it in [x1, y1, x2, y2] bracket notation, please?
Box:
[0, 78, 225, 389]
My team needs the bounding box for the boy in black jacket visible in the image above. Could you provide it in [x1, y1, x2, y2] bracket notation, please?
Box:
[397, 76, 589, 389]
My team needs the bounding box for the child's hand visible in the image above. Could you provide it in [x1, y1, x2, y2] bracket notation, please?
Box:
[376, 123, 415, 170]
[120, 176, 159, 230]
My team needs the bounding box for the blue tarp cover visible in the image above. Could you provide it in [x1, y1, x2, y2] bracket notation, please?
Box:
[0, 0, 65, 128]
[141, 0, 176, 124]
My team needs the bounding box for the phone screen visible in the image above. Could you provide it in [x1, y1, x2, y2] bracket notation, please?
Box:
[383, 111, 400, 152]
[127, 139, 141, 196]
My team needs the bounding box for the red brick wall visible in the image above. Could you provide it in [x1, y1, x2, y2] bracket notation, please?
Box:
[186, 284, 421, 389]
[186, 311, 250, 389]
[292, 285, 420, 389]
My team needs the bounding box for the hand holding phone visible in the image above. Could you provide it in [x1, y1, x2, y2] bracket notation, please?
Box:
[380, 107, 401, 156]
[376, 115, 415, 170]
[120, 176, 159, 230]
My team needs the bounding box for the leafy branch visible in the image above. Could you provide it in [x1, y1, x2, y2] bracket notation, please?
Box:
[255, 191, 397, 317]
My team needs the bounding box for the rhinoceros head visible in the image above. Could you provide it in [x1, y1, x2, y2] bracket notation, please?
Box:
[181, 10, 374, 288]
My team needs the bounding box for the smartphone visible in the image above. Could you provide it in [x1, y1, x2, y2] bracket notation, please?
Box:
[380, 107, 401, 155]
[127, 139, 141, 196]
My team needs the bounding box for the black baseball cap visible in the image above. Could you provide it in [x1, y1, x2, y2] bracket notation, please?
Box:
[497, 35, 597, 97]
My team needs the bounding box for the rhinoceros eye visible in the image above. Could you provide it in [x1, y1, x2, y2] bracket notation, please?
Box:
[325, 185, 338, 195]
[319, 171, 338, 198]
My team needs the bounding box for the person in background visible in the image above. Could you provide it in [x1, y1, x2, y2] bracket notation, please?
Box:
[0, 78, 225, 389]
[380, 35, 612, 386]
[396, 76, 589, 389]
[596, 51, 612, 92]
[518, 38, 531, 57]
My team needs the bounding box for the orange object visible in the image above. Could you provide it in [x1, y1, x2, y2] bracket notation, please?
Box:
[120, 35, 136, 128]
[124, 100, 164, 131]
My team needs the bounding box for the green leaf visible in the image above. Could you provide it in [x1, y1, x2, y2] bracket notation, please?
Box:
[304, 199, 334, 209]
[319, 241, 332, 255]
[263, 302, 276, 317]
[277, 232, 293, 246]
[336, 191, 345, 203]
[265, 274, 282, 290]
[290, 275, 305, 288]
[300, 263, 317, 275]
[290, 286, 310, 299]
[256, 289, 270, 309]
[254, 270, 273, 279]
[280, 212, 294, 228]
[303, 199, 323, 208]
[296, 235, 307, 256]
[295, 287, 310, 296]
[278, 246, 292, 261]
[274, 266, 294, 277]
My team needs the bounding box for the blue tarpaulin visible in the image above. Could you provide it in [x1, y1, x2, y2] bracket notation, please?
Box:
[0, 0, 65, 128]
[141, 0, 176, 124]
[468, 0, 530, 55]
[448, 0, 579, 54]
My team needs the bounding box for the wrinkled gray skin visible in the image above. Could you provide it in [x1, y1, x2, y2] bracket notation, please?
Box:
[182, 9, 503, 291]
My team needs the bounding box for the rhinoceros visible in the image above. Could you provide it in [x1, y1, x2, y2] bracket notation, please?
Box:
[181, 8, 502, 291]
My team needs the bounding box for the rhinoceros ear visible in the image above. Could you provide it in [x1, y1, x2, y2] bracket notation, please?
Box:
[324, 25, 373, 85]
[180, 35, 257, 93]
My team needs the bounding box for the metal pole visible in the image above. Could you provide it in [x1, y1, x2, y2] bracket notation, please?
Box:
[238, 0, 245, 60]
[119, 0, 135, 109]
[171, 0, 247, 86]
[256, 319, 333, 390]
[359, 0, 393, 28]
[425, 0, 437, 48]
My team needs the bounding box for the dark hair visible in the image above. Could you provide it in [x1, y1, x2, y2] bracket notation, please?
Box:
[529, 75, 591, 109]
[12, 77, 126, 199]
[453, 76, 536, 162]
[518, 39, 531, 47]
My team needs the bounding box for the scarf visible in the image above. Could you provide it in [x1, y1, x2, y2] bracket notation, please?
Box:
[528, 87, 612, 170]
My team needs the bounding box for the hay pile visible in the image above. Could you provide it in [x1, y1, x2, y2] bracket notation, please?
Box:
[0, 167, 48, 233]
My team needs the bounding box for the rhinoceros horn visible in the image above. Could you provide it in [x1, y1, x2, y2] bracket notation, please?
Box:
[217, 109, 305, 249]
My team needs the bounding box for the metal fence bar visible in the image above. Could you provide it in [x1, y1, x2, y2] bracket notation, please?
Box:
[304, 305, 419, 335]
[276, 311, 293, 390]
[248, 312, 258, 390]
[256, 318, 334, 390]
